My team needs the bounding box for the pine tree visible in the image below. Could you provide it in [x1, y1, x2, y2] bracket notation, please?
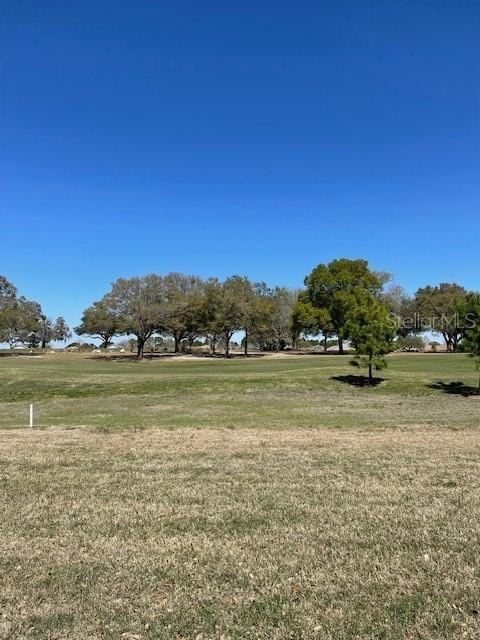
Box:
[345, 292, 395, 383]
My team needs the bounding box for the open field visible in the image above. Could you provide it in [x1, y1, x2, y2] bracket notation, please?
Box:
[0, 352, 479, 430]
[1, 354, 480, 639]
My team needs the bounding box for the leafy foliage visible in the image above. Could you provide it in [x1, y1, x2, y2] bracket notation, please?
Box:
[75, 300, 120, 348]
[415, 283, 468, 352]
[345, 292, 395, 381]
[304, 259, 383, 353]
[0, 275, 70, 349]
[395, 335, 425, 352]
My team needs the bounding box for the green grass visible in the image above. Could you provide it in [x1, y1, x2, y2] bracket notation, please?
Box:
[1, 352, 480, 639]
[0, 352, 478, 430]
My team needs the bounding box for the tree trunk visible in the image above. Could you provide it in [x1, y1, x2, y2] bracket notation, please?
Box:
[224, 331, 230, 358]
[291, 331, 297, 350]
[338, 337, 344, 354]
[478, 373, 480, 396]
[323, 335, 328, 352]
[451, 334, 460, 353]
[443, 332, 452, 352]
[244, 329, 248, 356]
[368, 358, 373, 383]
[136, 338, 145, 360]
[174, 333, 181, 353]
[41, 338, 46, 349]
[211, 337, 216, 355]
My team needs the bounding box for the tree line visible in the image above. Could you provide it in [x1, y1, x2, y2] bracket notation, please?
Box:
[0, 276, 70, 349]
[1, 259, 479, 386]
[75, 274, 296, 359]
[72, 258, 480, 384]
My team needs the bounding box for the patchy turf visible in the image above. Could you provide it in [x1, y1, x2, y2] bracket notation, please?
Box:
[1, 427, 480, 639]
[0, 352, 478, 430]
[1, 353, 479, 638]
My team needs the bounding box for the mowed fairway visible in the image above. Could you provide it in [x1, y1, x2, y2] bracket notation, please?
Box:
[0, 352, 479, 430]
[1, 353, 480, 639]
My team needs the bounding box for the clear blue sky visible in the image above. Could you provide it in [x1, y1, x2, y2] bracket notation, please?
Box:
[2, 1, 479, 332]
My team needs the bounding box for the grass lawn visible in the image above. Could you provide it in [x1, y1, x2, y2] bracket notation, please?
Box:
[0, 351, 479, 430]
[1, 353, 479, 638]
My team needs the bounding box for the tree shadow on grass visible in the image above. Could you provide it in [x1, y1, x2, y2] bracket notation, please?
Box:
[331, 374, 385, 387]
[0, 351, 39, 357]
[87, 353, 193, 362]
[87, 351, 272, 362]
[427, 381, 480, 397]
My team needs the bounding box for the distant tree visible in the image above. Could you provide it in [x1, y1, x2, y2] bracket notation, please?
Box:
[345, 292, 395, 382]
[395, 335, 425, 351]
[212, 276, 281, 356]
[196, 275, 259, 357]
[0, 277, 46, 349]
[0, 276, 18, 337]
[291, 294, 333, 351]
[53, 317, 71, 344]
[37, 315, 53, 349]
[305, 259, 383, 353]
[415, 283, 468, 352]
[292, 298, 318, 339]
[0, 276, 69, 350]
[218, 276, 252, 358]
[197, 276, 256, 357]
[106, 275, 165, 360]
[162, 273, 205, 353]
[249, 287, 298, 351]
[316, 307, 335, 351]
[270, 287, 298, 351]
[28, 315, 71, 349]
[198, 278, 223, 354]
[238, 279, 257, 356]
[75, 299, 121, 348]
[0, 298, 42, 349]
[242, 282, 277, 355]
[382, 285, 420, 338]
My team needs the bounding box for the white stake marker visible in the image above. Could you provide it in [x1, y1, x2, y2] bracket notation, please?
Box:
[29, 404, 33, 428]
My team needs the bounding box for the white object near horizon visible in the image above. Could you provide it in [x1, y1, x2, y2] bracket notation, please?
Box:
[29, 403, 33, 428]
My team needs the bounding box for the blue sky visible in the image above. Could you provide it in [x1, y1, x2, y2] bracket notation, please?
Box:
[1, 1, 479, 332]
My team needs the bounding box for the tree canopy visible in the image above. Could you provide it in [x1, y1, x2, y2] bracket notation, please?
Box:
[0, 276, 69, 349]
[304, 258, 384, 353]
[2, 259, 478, 365]
[415, 283, 468, 352]
[75, 300, 121, 349]
[345, 292, 395, 382]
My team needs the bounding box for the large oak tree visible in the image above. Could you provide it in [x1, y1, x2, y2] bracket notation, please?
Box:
[75, 300, 121, 348]
[106, 275, 165, 360]
[304, 259, 383, 353]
